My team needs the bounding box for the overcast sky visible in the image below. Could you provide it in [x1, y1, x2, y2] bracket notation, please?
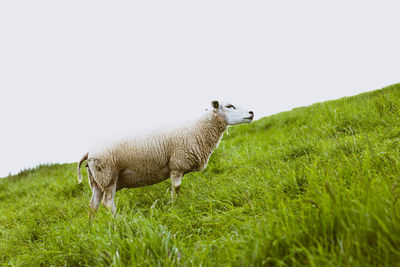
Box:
[1, 1, 399, 177]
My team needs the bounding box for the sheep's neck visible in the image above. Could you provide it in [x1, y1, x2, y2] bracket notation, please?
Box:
[194, 112, 227, 163]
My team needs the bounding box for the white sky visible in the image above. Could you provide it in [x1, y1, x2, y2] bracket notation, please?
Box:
[1, 1, 399, 177]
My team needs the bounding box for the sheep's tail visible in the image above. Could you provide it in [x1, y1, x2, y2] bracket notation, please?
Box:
[77, 152, 89, 184]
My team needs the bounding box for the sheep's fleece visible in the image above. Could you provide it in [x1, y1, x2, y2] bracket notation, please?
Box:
[77, 100, 253, 214]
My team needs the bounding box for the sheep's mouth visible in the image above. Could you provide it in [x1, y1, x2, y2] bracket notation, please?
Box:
[244, 115, 254, 121]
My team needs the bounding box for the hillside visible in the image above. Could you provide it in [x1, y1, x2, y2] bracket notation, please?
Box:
[1, 84, 400, 266]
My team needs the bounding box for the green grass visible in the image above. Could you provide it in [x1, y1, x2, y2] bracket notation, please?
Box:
[1, 84, 400, 266]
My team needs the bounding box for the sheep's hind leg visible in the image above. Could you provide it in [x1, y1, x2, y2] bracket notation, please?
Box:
[89, 180, 104, 218]
[103, 182, 117, 215]
[170, 171, 183, 202]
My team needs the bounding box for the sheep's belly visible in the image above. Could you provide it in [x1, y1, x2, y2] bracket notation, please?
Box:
[116, 167, 170, 190]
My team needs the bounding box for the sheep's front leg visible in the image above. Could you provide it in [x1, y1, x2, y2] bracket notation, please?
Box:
[170, 171, 183, 201]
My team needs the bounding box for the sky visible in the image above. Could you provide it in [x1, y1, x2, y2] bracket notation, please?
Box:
[1, 1, 399, 177]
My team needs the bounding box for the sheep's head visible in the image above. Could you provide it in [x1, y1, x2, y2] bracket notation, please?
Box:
[211, 100, 254, 125]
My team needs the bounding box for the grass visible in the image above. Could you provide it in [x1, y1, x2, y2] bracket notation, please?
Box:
[1, 84, 400, 266]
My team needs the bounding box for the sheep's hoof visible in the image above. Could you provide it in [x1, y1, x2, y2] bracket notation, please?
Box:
[88, 208, 97, 221]
[175, 185, 181, 194]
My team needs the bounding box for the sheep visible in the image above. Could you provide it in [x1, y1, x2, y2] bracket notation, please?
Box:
[77, 100, 254, 215]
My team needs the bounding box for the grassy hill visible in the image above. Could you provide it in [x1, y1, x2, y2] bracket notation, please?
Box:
[1, 84, 400, 266]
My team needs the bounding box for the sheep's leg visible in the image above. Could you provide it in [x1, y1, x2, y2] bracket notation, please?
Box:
[103, 182, 117, 215]
[88, 168, 103, 217]
[89, 181, 104, 217]
[170, 171, 183, 201]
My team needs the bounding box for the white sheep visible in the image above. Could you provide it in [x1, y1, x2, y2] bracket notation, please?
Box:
[77, 100, 254, 215]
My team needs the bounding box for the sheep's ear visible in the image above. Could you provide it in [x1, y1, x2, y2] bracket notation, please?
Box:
[211, 100, 219, 109]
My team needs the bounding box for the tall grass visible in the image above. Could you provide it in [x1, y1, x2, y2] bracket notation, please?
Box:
[1, 84, 400, 266]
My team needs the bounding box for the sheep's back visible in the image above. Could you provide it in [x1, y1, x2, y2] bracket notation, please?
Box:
[112, 133, 172, 172]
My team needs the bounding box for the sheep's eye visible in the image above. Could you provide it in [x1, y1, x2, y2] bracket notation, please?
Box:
[226, 105, 236, 109]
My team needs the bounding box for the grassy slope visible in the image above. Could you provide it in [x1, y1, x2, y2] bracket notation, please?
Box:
[1, 84, 400, 266]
